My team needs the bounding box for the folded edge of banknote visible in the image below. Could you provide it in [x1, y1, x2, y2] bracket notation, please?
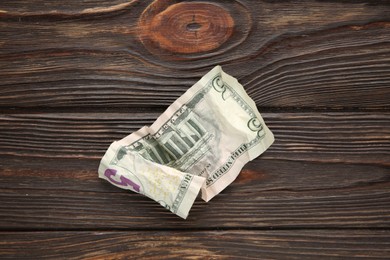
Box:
[98, 138, 206, 219]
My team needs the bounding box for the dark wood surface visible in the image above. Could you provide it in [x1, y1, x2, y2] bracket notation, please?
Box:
[1, 230, 389, 259]
[0, 0, 389, 259]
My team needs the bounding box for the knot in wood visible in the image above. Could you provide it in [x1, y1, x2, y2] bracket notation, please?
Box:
[138, 1, 234, 54]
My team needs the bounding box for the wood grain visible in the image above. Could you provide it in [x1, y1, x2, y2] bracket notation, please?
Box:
[0, 0, 389, 108]
[0, 1, 389, 257]
[0, 0, 136, 14]
[0, 157, 388, 229]
[138, 1, 235, 54]
[1, 230, 389, 259]
[0, 113, 388, 229]
[0, 112, 388, 164]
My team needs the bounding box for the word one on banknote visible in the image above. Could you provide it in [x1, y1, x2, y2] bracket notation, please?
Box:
[98, 66, 274, 219]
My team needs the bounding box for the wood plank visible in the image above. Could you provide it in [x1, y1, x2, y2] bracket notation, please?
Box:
[0, 0, 135, 14]
[0, 112, 388, 228]
[0, 112, 388, 164]
[0, 1, 389, 108]
[0, 230, 389, 259]
[0, 157, 388, 229]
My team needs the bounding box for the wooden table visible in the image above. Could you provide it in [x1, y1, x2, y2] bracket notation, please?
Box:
[1, 0, 389, 258]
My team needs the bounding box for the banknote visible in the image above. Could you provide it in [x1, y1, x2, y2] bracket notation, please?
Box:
[99, 65, 274, 218]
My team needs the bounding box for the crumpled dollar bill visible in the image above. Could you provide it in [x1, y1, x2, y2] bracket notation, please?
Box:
[99, 66, 274, 219]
